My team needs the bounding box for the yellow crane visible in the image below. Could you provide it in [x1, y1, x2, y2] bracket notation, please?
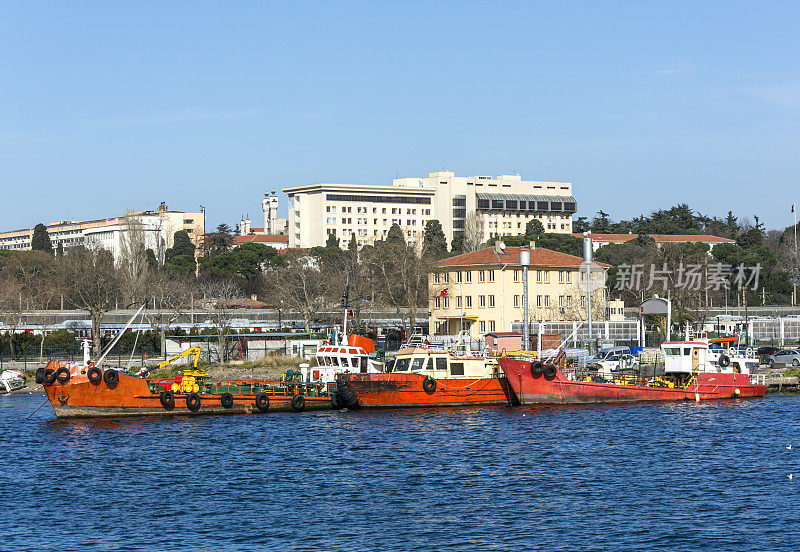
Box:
[158, 347, 202, 371]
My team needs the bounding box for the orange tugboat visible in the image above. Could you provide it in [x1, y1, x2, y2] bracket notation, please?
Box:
[38, 304, 336, 418]
[336, 347, 517, 408]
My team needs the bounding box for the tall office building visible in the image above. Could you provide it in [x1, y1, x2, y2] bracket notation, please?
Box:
[283, 171, 577, 249]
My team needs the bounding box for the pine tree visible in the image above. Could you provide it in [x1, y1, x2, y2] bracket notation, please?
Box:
[325, 233, 340, 249]
[525, 219, 544, 238]
[56, 241, 64, 257]
[422, 220, 448, 259]
[31, 223, 53, 254]
[386, 224, 405, 245]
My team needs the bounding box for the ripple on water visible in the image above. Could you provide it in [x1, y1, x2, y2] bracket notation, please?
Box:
[1, 393, 799, 551]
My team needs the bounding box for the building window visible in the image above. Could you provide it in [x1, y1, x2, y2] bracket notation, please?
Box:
[536, 270, 542, 283]
[544, 296, 550, 307]
[489, 321, 495, 332]
[566, 272, 572, 284]
[479, 270, 485, 283]
[443, 272, 449, 283]
[479, 295, 486, 308]
[465, 271, 472, 283]
[465, 296, 472, 308]
[559, 296, 564, 307]
[434, 273, 440, 284]
[456, 296, 462, 309]
[581, 296, 586, 308]
[488, 295, 495, 307]
[559, 271, 564, 283]
[536, 295, 542, 307]
[480, 321, 486, 333]
[434, 297, 441, 308]
[456, 271, 462, 283]
[443, 297, 449, 308]
[513, 270, 520, 282]
[566, 296, 572, 307]
[513, 295, 520, 307]
[488, 270, 495, 282]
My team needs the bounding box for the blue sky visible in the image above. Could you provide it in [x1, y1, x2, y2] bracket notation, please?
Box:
[1, 1, 799, 232]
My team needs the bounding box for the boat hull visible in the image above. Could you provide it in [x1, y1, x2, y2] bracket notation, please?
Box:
[497, 358, 767, 404]
[43, 368, 333, 418]
[341, 372, 517, 408]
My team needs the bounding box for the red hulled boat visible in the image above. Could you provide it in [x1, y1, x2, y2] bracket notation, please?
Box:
[498, 340, 767, 405]
[337, 347, 517, 408]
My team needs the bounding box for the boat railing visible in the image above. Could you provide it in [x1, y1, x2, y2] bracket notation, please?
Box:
[146, 378, 331, 397]
[750, 373, 767, 386]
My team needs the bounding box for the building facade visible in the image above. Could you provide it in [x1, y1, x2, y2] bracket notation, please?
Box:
[429, 245, 608, 338]
[283, 171, 577, 249]
[0, 203, 205, 263]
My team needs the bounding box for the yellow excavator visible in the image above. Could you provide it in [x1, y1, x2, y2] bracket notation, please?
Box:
[158, 347, 207, 378]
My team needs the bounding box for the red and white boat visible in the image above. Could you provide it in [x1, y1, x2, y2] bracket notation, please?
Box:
[497, 339, 767, 405]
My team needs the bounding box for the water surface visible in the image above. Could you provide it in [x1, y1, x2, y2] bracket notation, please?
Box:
[2, 393, 799, 551]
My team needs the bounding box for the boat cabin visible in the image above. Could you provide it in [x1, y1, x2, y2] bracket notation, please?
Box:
[316, 345, 370, 373]
[387, 347, 497, 379]
[661, 341, 753, 375]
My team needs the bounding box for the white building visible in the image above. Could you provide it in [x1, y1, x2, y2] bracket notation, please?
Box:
[283, 171, 576, 249]
[239, 190, 288, 238]
[0, 203, 205, 263]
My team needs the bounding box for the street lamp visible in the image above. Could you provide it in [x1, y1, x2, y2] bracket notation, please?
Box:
[583, 235, 593, 353]
[519, 247, 530, 350]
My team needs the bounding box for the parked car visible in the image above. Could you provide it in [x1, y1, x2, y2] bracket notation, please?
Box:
[769, 349, 800, 368]
[588, 346, 631, 364]
[756, 346, 780, 365]
[591, 353, 640, 380]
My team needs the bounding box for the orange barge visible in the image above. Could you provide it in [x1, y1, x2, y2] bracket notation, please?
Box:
[39, 361, 336, 418]
[337, 347, 517, 408]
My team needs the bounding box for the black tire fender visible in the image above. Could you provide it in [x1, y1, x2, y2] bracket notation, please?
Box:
[186, 392, 201, 412]
[336, 376, 360, 409]
[255, 393, 270, 412]
[291, 394, 305, 411]
[543, 364, 558, 380]
[531, 362, 544, 379]
[87, 367, 103, 384]
[44, 369, 57, 385]
[55, 367, 71, 384]
[220, 393, 234, 409]
[160, 390, 175, 410]
[719, 354, 731, 368]
[103, 369, 119, 387]
[422, 376, 437, 393]
[35, 367, 45, 384]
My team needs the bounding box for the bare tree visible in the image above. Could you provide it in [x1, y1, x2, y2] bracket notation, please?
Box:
[273, 256, 327, 332]
[201, 279, 240, 363]
[61, 249, 121, 352]
[463, 213, 484, 252]
[118, 211, 150, 302]
[146, 272, 194, 356]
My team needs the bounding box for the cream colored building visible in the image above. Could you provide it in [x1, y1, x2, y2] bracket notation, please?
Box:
[283, 171, 576, 249]
[0, 202, 205, 263]
[429, 245, 608, 338]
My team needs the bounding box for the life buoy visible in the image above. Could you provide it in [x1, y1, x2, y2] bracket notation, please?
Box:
[35, 367, 45, 384]
[255, 393, 270, 412]
[160, 390, 175, 410]
[186, 392, 201, 412]
[291, 394, 306, 411]
[422, 376, 437, 393]
[103, 369, 119, 387]
[43, 369, 57, 385]
[543, 364, 557, 380]
[220, 393, 234, 409]
[55, 367, 71, 384]
[531, 362, 544, 379]
[719, 354, 731, 368]
[87, 367, 102, 384]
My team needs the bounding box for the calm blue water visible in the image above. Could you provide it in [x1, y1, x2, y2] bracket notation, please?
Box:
[2, 393, 799, 551]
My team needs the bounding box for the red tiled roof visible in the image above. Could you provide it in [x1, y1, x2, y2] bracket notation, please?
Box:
[232, 234, 289, 245]
[572, 233, 734, 244]
[435, 246, 609, 268]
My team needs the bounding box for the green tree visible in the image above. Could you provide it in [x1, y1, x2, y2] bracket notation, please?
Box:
[31, 223, 53, 254]
[572, 216, 589, 233]
[163, 230, 196, 275]
[422, 220, 448, 259]
[386, 224, 405, 246]
[525, 219, 544, 238]
[450, 233, 465, 254]
[205, 224, 234, 256]
[56, 242, 64, 258]
[145, 248, 158, 271]
[736, 228, 763, 248]
[325, 233, 340, 249]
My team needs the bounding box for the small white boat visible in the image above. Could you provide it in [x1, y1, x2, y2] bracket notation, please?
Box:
[0, 369, 26, 393]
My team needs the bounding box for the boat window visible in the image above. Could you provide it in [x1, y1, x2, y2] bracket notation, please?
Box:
[386, 358, 396, 372]
[663, 348, 680, 356]
[450, 362, 465, 376]
[360, 357, 368, 373]
[683, 348, 691, 356]
[395, 358, 411, 372]
[435, 357, 447, 371]
[411, 358, 425, 371]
